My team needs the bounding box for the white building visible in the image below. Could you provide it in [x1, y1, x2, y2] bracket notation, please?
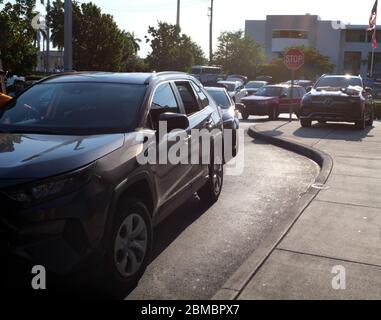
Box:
[245, 14, 381, 77]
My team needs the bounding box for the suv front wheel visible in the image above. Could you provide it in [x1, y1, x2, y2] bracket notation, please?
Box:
[103, 197, 152, 296]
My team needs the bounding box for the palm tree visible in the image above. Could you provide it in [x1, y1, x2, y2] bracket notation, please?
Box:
[127, 32, 141, 55]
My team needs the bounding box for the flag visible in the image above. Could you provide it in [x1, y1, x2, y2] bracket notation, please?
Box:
[367, 0, 378, 48]
[368, 0, 378, 31]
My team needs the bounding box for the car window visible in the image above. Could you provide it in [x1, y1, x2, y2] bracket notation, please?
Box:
[315, 76, 362, 88]
[0, 82, 146, 134]
[148, 83, 180, 131]
[175, 81, 200, 115]
[206, 89, 231, 109]
[151, 83, 180, 112]
[191, 82, 209, 109]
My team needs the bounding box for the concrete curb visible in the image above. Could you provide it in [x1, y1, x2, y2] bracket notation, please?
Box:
[212, 124, 333, 300]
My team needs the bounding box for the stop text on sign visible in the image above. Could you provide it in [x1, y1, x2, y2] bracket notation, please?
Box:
[283, 48, 304, 71]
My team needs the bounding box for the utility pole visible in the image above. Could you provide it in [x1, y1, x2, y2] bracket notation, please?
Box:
[209, 0, 214, 63]
[176, 0, 180, 26]
[64, 0, 73, 71]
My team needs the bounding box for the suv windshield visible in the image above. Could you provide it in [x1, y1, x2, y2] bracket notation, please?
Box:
[219, 83, 236, 91]
[206, 89, 231, 109]
[315, 77, 362, 89]
[255, 86, 283, 97]
[0, 82, 146, 135]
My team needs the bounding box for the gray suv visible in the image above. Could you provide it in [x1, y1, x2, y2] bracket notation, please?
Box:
[0, 72, 225, 295]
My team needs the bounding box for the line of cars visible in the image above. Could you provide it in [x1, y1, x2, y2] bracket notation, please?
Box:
[226, 73, 374, 131]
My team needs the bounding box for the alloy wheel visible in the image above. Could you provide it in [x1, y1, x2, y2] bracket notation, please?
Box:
[114, 213, 148, 278]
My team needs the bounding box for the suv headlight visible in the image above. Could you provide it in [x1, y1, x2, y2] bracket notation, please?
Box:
[4, 163, 96, 206]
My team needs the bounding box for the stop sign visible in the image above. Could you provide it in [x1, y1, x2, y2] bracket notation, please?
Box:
[283, 48, 304, 70]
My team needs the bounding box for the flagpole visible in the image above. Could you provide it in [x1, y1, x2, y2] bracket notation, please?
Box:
[371, 47, 375, 77]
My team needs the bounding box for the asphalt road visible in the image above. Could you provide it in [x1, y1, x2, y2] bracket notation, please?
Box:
[127, 119, 319, 300]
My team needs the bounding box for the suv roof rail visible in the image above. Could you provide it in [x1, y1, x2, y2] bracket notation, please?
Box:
[154, 71, 189, 77]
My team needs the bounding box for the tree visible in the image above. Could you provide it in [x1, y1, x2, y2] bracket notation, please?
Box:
[214, 31, 264, 78]
[0, 0, 38, 74]
[259, 46, 335, 83]
[48, 1, 137, 71]
[287, 46, 335, 80]
[145, 22, 207, 72]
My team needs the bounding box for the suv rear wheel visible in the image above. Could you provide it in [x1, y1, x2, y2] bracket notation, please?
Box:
[365, 110, 374, 127]
[355, 115, 366, 130]
[198, 156, 224, 204]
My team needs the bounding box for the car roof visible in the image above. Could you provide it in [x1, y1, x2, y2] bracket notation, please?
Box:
[322, 75, 361, 79]
[265, 84, 303, 88]
[39, 71, 199, 85]
[218, 80, 240, 84]
[205, 86, 228, 92]
[247, 80, 267, 84]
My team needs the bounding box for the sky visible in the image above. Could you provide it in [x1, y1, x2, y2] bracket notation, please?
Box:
[5, 0, 379, 57]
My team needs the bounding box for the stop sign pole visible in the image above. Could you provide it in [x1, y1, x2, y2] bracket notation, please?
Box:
[283, 48, 304, 122]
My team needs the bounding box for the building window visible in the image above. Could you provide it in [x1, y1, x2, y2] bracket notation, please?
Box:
[366, 30, 381, 42]
[345, 30, 367, 42]
[272, 30, 308, 39]
[343, 52, 361, 75]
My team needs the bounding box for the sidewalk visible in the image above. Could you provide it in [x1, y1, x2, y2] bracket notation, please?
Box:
[215, 119, 381, 300]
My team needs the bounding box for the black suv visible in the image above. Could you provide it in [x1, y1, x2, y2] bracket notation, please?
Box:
[300, 75, 374, 130]
[0, 72, 225, 293]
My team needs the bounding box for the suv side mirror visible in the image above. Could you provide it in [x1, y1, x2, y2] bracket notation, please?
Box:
[159, 112, 189, 132]
[306, 86, 312, 93]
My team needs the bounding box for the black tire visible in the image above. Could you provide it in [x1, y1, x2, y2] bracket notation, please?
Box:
[241, 112, 249, 120]
[102, 197, 152, 297]
[355, 116, 366, 130]
[365, 111, 374, 127]
[300, 119, 312, 128]
[198, 156, 224, 204]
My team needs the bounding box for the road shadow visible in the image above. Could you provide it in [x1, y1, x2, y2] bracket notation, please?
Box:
[0, 195, 213, 300]
[150, 195, 210, 261]
[293, 122, 375, 142]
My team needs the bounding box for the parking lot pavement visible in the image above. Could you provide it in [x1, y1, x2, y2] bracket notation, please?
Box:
[223, 117, 381, 300]
[126, 122, 319, 300]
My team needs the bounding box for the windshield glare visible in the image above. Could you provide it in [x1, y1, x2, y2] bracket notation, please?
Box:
[255, 86, 283, 97]
[0, 82, 146, 134]
[315, 77, 362, 89]
[206, 90, 231, 109]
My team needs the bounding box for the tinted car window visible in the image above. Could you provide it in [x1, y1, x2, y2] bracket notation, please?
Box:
[175, 81, 200, 115]
[151, 83, 180, 112]
[0, 82, 146, 134]
[315, 77, 363, 88]
[206, 89, 231, 109]
[256, 86, 283, 97]
[191, 82, 209, 109]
